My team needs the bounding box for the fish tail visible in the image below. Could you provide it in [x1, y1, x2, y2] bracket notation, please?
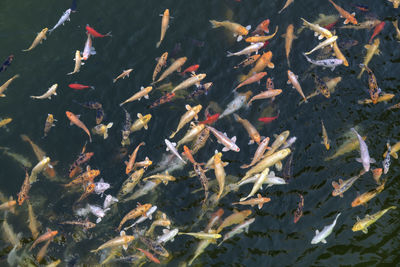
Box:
[156, 41, 161, 48]
[105, 31, 112, 37]
[209, 20, 221, 28]
[90, 86, 95, 90]
[169, 131, 176, 139]
[113, 79, 117, 83]
[226, 51, 234, 57]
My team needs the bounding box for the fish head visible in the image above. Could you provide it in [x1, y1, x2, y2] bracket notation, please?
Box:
[351, 198, 361, 207]
[42, 28, 49, 34]
[65, 111, 74, 120]
[351, 223, 363, 232]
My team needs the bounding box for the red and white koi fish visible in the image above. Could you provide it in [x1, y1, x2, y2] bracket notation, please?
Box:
[206, 125, 240, 152]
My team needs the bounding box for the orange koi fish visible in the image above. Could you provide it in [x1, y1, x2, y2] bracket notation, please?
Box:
[30, 228, 58, 250]
[17, 170, 30, 205]
[66, 111, 92, 142]
[125, 142, 145, 174]
[328, 0, 357, 25]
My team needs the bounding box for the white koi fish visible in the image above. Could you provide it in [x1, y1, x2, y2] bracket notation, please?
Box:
[227, 42, 264, 57]
[82, 34, 96, 60]
[165, 139, 186, 163]
[311, 213, 341, 244]
[351, 128, 375, 172]
[157, 228, 179, 244]
[206, 125, 240, 152]
[49, 9, 72, 33]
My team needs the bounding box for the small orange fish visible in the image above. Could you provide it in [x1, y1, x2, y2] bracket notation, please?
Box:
[76, 183, 95, 202]
[117, 203, 152, 231]
[17, 170, 31, 205]
[66, 111, 92, 142]
[351, 181, 385, 207]
[125, 142, 145, 174]
[328, 0, 357, 25]
[232, 194, 270, 209]
[65, 166, 100, 187]
[30, 228, 58, 250]
[183, 146, 198, 165]
[252, 19, 270, 35]
[137, 247, 161, 264]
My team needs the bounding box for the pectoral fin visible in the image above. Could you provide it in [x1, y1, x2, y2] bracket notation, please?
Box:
[321, 239, 327, 244]
[362, 228, 368, 234]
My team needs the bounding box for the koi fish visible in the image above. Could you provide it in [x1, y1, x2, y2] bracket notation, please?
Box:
[42, 114, 56, 138]
[388, 0, 400, 8]
[187, 82, 213, 98]
[227, 42, 264, 57]
[136, 248, 161, 264]
[171, 73, 206, 93]
[283, 24, 296, 67]
[304, 35, 338, 55]
[76, 182, 95, 203]
[153, 52, 168, 82]
[233, 193, 270, 209]
[311, 213, 340, 244]
[165, 139, 186, 163]
[181, 64, 200, 76]
[67, 50, 84, 75]
[258, 113, 279, 123]
[241, 137, 270, 169]
[178, 231, 221, 240]
[234, 114, 261, 145]
[69, 147, 94, 178]
[383, 142, 391, 174]
[69, 83, 94, 90]
[209, 20, 251, 41]
[91, 231, 135, 252]
[121, 108, 132, 146]
[243, 51, 275, 80]
[113, 69, 133, 83]
[119, 86, 152, 106]
[352, 206, 396, 234]
[321, 120, 330, 150]
[218, 218, 255, 247]
[191, 127, 210, 154]
[0, 74, 20, 97]
[234, 72, 267, 90]
[359, 64, 380, 104]
[49, 9, 71, 33]
[340, 19, 381, 30]
[358, 38, 380, 79]
[252, 19, 270, 35]
[300, 18, 333, 40]
[392, 20, 400, 40]
[216, 209, 252, 233]
[150, 92, 175, 108]
[294, 194, 304, 223]
[220, 91, 252, 118]
[248, 89, 282, 106]
[60, 219, 96, 229]
[153, 57, 187, 84]
[82, 33, 96, 60]
[30, 229, 58, 250]
[176, 123, 205, 148]
[64, 166, 100, 187]
[86, 24, 111, 37]
[287, 70, 307, 103]
[22, 28, 48, 52]
[118, 168, 145, 198]
[125, 142, 145, 174]
[0, 197, 16, 212]
[156, 9, 170, 48]
[351, 181, 385, 207]
[199, 113, 220, 125]
[233, 54, 261, 69]
[143, 172, 176, 185]
[30, 84, 58, 100]
[214, 152, 226, 200]
[303, 54, 343, 71]
[333, 40, 349, 66]
[92, 122, 113, 139]
[170, 104, 202, 138]
[278, 0, 294, 14]
[352, 128, 375, 172]
[369, 21, 385, 43]
[332, 172, 363, 197]
[29, 157, 51, 183]
[245, 26, 279, 43]
[0, 55, 14, 73]
[66, 111, 92, 142]
[328, 0, 357, 25]
[0, 118, 11, 128]
[117, 203, 152, 231]
[130, 113, 152, 132]
[206, 125, 240, 152]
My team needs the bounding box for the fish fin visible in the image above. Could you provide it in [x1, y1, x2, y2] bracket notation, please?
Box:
[370, 158, 376, 163]
[231, 136, 237, 143]
[245, 25, 251, 30]
[122, 244, 128, 250]
[258, 203, 263, 209]
[340, 193, 343, 198]
[96, 218, 101, 223]
[185, 104, 191, 111]
[267, 62, 275, 68]
[362, 228, 368, 234]
[332, 181, 339, 189]
[144, 94, 149, 99]
[226, 51, 234, 57]
[222, 147, 229, 152]
[315, 230, 319, 235]
[393, 152, 398, 159]
[321, 239, 327, 244]
[90, 47, 96, 55]
[343, 19, 349, 25]
[107, 122, 113, 128]
[237, 35, 243, 42]
[356, 216, 361, 222]
[338, 179, 344, 184]
[355, 158, 362, 163]
[248, 140, 254, 145]
[0, 94, 5, 97]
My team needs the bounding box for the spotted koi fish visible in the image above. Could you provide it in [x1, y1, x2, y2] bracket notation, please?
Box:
[294, 194, 304, 223]
[360, 64, 380, 104]
[0, 55, 14, 73]
[42, 114, 56, 138]
[17, 170, 31, 205]
[187, 82, 213, 99]
[69, 145, 94, 178]
[149, 92, 175, 108]
[65, 166, 100, 187]
[312, 73, 330, 98]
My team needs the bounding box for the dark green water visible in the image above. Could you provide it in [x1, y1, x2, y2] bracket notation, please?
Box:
[1, 0, 400, 266]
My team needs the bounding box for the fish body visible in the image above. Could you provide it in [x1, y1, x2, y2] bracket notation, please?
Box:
[0, 55, 14, 73]
[0, 118, 12, 128]
[0, 147, 32, 168]
[220, 91, 252, 118]
[153, 52, 168, 81]
[241, 137, 270, 168]
[187, 82, 213, 98]
[233, 193, 270, 209]
[389, 0, 400, 8]
[240, 168, 270, 201]
[248, 89, 282, 105]
[82, 33, 96, 60]
[113, 69, 133, 83]
[284, 24, 295, 66]
[245, 51, 275, 79]
[65, 167, 100, 187]
[245, 26, 279, 43]
[150, 92, 175, 108]
[188, 239, 212, 266]
[125, 142, 145, 174]
[177, 123, 205, 148]
[27, 201, 40, 239]
[304, 35, 338, 55]
[92, 122, 113, 139]
[87, 204, 109, 223]
[207, 125, 240, 152]
[311, 213, 341, 244]
[278, 0, 294, 14]
[0, 198, 16, 212]
[227, 42, 264, 57]
[29, 157, 51, 183]
[0, 74, 20, 97]
[22, 28, 48, 51]
[49, 9, 71, 33]
[143, 172, 176, 185]
[165, 139, 186, 163]
[234, 72, 267, 90]
[351, 182, 385, 207]
[117, 203, 152, 231]
[119, 86, 152, 106]
[358, 38, 380, 79]
[303, 54, 343, 70]
[234, 54, 261, 69]
[181, 64, 200, 76]
[265, 130, 290, 156]
[240, 148, 291, 183]
[156, 9, 170, 48]
[288, 70, 307, 102]
[253, 19, 270, 35]
[360, 64, 380, 104]
[198, 113, 220, 125]
[171, 74, 206, 93]
[218, 218, 255, 247]
[30, 84, 58, 100]
[91, 231, 135, 252]
[170, 104, 202, 138]
[383, 142, 391, 174]
[60, 220, 96, 229]
[352, 206, 396, 233]
[17, 171, 30, 205]
[69, 150, 94, 178]
[86, 24, 111, 38]
[216, 210, 252, 233]
[130, 113, 151, 133]
[332, 173, 362, 197]
[210, 20, 250, 41]
[328, 0, 357, 25]
[294, 194, 304, 223]
[30, 229, 58, 250]
[154, 57, 187, 84]
[43, 114, 56, 138]
[179, 232, 221, 240]
[393, 20, 400, 40]
[66, 111, 92, 142]
[67, 50, 84, 75]
[300, 18, 333, 39]
[117, 168, 145, 198]
[2, 219, 21, 248]
[140, 236, 169, 257]
[214, 152, 226, 200]
[369, 22, 385, 43]
[352, 128, 374, 172]
[313, 74, 330, 98]
[157, 228, 179, 244]
[94, 179, 110, 196]
[233, 114, 261, 145]
[321, 120, 330, 150]
[137, 248, 161, 264]
[191, 127, 210, 154]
